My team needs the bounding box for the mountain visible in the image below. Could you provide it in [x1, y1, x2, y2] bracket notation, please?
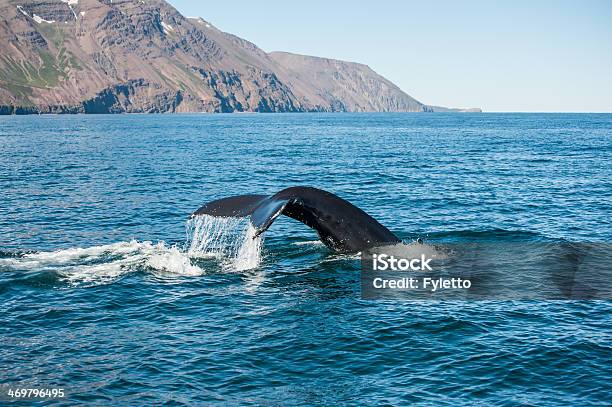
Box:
[269, 52, 426, 112]
[0, 0, 480, 114]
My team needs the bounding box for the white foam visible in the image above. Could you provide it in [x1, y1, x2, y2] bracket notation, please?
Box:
[0, 240, 145, 269]
[60, 259, 127, 285]
[1, 213, 266, 285]
[147, 246, 203, 276]
[292, 240, 324, 246]
[321, 252, 362, 263]
[1, 214, 268, 286]
[0, 240, 203, 286]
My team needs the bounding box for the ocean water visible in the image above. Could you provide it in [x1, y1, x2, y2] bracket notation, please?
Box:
[0, 113, 610, 405]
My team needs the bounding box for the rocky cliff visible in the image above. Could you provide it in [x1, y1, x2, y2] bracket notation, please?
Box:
[0, 0, 480, 114]
[269, 52, 426, 112]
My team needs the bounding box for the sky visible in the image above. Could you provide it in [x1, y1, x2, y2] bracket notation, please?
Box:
[169, 0, 612, 112]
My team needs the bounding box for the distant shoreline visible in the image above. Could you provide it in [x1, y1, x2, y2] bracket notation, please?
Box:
[0, 106, 483, 115]
[1, 1, 478, 117]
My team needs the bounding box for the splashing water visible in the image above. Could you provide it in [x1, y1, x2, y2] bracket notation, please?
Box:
[0, 240, 204, 286]
[233, 223, 264, 271]
[0, 216, 266, 286]
[146, 246, 203, 276]
[186, 215, 264, 271]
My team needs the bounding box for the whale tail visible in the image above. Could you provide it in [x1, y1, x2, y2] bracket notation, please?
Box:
[192, 186, 400, 253]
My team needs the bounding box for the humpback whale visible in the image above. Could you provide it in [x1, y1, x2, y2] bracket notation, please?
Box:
[192, 186, 401, 253]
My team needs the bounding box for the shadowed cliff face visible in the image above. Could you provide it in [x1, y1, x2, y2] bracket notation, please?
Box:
[0, 0, 479, 114]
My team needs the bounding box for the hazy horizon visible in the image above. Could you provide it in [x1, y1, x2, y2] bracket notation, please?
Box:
[169, 0, 611, 113]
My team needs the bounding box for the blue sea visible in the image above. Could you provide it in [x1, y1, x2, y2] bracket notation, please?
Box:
[0, 113, 610, 405]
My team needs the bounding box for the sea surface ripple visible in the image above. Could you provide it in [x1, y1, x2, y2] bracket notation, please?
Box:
[0, 113, 610, 405]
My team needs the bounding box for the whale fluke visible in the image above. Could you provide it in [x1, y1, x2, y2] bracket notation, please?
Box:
[192, 186, 401, 253]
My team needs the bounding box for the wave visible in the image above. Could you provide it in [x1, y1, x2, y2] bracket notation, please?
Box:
[1, 215, 267, 286]
[1, 223, 595, 290]
[0, 241, 204, 286]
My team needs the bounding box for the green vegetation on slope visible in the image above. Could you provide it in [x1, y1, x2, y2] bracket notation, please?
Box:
[0, 24, 88, 104]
